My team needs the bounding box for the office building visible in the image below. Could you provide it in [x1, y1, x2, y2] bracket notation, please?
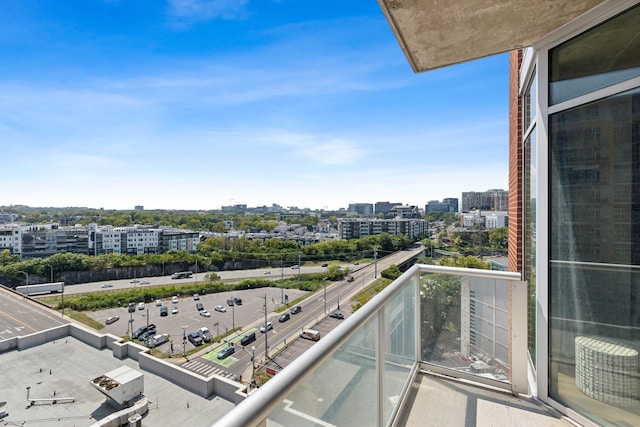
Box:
[347, 203, 374, 216]
[374, 201, 402, 215]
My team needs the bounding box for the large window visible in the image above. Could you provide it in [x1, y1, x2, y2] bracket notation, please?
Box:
[548, 74, 640, 427]
[549, 5, 640, 105]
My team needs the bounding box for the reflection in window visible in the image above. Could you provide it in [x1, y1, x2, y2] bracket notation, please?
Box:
[549, 4, 640, 105]
[549, 87, 640, 426]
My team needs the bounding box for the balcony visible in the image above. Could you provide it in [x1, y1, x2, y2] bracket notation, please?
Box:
[215, 264, 568, 427]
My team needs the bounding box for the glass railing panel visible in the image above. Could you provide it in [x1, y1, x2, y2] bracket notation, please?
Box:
[383, 276, 418, 424]
[420, 270, 511, 383]
[266, 312, 380, 426]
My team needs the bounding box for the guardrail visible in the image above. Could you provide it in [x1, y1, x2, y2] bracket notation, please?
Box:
[214, 264, 526, 427]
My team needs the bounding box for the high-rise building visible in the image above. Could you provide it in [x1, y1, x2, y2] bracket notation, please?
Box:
[461, 189, 509, 212]
[374, 201, 402, 215]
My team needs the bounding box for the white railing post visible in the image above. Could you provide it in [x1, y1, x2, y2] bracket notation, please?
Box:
[511, 279, 529, 394]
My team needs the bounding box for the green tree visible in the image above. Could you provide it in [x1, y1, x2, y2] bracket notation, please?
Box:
[489, 226, 508, 249]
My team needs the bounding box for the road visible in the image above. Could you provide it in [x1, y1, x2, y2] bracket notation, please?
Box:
[60, 265, 343, 295]
[0, 287, 69, 341]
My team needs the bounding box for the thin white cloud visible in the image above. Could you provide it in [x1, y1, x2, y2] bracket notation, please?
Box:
[166, 0, 249, 23]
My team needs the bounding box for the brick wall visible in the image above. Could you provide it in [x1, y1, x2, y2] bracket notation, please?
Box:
[508, 50, 523, 273]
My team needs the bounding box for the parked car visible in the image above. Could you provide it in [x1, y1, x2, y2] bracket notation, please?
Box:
[329, 311, 345, 319]
[279, 313, 290, 323]
[160, 306, 168, 317]
[155, 299, 162, 306]
[137, 302, 145, 310]
[128, 302, 136, 313]
[105, 316, 119, 325]
[260, 322, 273, 333]
[146, 333, 168, 348]
[199, 327, 213, 343]
[291, 305, 302, 314]
[240, 331, 256, 346]
[188, 331, 203, 346]
[171, 305, 179, 314]
[172, 296, 179, 304]
[193, 293, 200, 300]
[214, 305, 227, 313]
[226, 298, 234, 306]
[133, 324, 156, 340]
[234, 297, 243, 305]
[199, 310, 211, 317]
[217, 345, 235, 360]
[196, 302, 204, 311]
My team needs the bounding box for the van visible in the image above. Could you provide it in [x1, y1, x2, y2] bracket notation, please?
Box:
[300, 329, 321, 341]
[240, 331, 256, 346]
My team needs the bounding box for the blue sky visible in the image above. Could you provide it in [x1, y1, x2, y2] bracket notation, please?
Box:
[0, 0, 509, 211]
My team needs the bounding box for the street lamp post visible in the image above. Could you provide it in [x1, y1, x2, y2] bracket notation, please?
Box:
[45, 265, 53, 282]
[251, 345, 256, 389]
[323, 277, 327, 314]
[18, 271, 28, 296]
[337, 284, 340, 310]
[181, 326, 187, 359]
[232, 301, 235, 331]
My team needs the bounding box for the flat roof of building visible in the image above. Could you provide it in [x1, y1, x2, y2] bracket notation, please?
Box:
[1, 334, 233, 426]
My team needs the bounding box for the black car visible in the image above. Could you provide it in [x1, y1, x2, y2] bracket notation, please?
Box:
[234, 297, 243, 305]
[227, 298, 234, 306]
[132, 323, 156, 339]
[291, 305, 302, 314]
[240, 331, 256, 346]
[196, 302, 204, 311]
[160, 306, 168, 316]
[329, 311, 345, 319]
[279, 313, 290, 323]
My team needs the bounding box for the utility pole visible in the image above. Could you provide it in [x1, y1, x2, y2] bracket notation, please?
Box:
[263, 294, 269, 359]
[323, 277, 327, 314]
[281, 258, 284, 304]
[374, 247, 378, 278]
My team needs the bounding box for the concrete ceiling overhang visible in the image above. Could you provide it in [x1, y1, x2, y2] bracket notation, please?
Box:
[378, 0, 606, 72]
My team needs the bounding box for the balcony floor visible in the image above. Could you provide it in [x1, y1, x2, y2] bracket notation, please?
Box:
[399, 372, 574, 427]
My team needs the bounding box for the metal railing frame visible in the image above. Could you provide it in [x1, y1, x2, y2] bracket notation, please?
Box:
[214, 264, 526, 427]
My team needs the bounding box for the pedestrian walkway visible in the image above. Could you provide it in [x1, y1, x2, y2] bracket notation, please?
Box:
[182, 358, 237, 381]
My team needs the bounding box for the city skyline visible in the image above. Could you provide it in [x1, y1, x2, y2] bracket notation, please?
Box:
[0, 1, 509, 211]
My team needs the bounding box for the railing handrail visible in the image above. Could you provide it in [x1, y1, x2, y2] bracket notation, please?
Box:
[213, 264, 522, 427]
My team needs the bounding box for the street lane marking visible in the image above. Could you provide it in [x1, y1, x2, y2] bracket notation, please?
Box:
[0, 308, 38, 333]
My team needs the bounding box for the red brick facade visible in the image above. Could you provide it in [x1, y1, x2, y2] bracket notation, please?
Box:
[508, 50, 523, 274]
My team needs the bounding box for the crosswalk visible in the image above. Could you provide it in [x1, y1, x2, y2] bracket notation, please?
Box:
[182, 359, 237, 381]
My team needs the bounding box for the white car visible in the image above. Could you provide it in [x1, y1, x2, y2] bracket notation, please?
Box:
[137, 302, 145, 310]
[199, 310, 211, 317]
[172, 296, 179, 304]
[214, 305, 226, 313]
[155, 299, 162, 306]
[260, 322, 273, 333]
[140, 280, 150, 285]
[171, 306, 179, 314]
[100, 283, 113, 288]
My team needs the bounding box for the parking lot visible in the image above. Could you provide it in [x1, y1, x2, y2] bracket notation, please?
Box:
[94, 286, 308, 356]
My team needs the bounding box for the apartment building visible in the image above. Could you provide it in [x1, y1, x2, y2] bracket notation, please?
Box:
[462, 189, 509, 212]
[88, 224, 199, 256]
[338, 218, 429, 240]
